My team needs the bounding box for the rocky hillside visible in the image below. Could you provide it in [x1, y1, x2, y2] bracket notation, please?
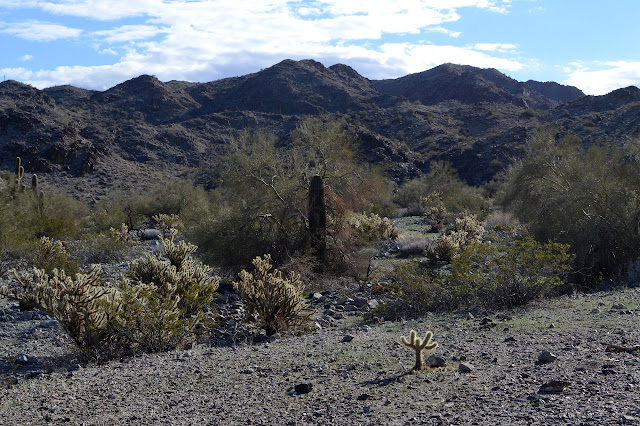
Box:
[1, 59, 639, 195]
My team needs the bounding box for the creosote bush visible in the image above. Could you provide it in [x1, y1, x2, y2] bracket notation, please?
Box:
[499, 129, 640, 284]
[379, 230, 572, 320]
[234, 254, 310, 336]
[394, 161, 487, 217]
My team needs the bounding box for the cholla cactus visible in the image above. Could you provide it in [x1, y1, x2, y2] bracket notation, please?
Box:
[108, 223, 130, 243]
[454, 213, 484, 246]
[401, 329, 439, 371]
[152, 213, 183, 235]
[1, 266, 115, 350]
[234, 254, 310, 336]
[128, 232, 219, 313]
[115, 233, 220, 352]
[346, 212, 398, 243]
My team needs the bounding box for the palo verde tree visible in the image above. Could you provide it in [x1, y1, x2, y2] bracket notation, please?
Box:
[498, 128, 640, 284]
[191, 117, 392, 270]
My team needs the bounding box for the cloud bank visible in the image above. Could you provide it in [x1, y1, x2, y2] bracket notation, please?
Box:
[565, 61, 640, 96]
[1, 0, 522, 89]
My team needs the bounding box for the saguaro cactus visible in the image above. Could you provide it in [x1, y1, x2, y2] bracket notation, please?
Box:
[308, 175, 326, 264]
[401, 329, 439, 371]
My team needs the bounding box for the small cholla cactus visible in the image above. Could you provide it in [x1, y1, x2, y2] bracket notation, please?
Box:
[152, 213, 183, 235]
[109, 223, 130, 243]
[401, 329, 439, 371]
[234, 254, 310, 336]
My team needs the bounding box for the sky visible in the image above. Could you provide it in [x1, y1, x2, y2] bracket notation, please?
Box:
[1, 0, 639, 95]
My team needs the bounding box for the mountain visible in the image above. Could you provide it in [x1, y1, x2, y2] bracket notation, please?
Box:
[374, 63, 584, 109]
[1, 59, 638, 197]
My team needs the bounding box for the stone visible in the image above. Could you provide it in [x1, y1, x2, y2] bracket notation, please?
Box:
[427, 355, 446, 368]
[14, 354, 29, 365]
[357, 393, 372, 401]
[538, 351, 557, 364]
[342, 335, 355, 343]
[459, 362, 474, 373]
[538, 380, 570, 394]
[611, 303, 627, 310]
[139, 228, 162, 240]
[294, 383, 313, 394]
[367, 299, 379, 310]
[312, 292, 324, 301]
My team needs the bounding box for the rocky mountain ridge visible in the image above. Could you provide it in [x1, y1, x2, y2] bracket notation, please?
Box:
[1, 59, 638, 196]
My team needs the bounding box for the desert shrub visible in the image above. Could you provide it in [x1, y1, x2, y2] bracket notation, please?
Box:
[93, 179, 211, 232]
[396, 235, 434, 257]
[499, 129, 640, 284]
[234, 254, 310, 336]
[0, 266, 116, 351]
[394, 161, 488, 216]
[484, 211, 519, 231]
[69, 226, 136, 266]
[449, 234, 572, 308]
[378, 261, 452, 320]
[381, 231, 571, 319]
[191, 118, 394, 271]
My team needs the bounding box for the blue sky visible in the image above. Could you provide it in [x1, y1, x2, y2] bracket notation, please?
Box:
[1, 0, 639, 95]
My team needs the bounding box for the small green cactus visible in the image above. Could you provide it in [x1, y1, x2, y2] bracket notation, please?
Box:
[31, 174, 38, 192]
[14, 157, 24, 182]
[401, 329, 439, 371]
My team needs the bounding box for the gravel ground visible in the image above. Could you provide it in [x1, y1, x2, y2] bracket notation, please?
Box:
[1, 285, 640, 425]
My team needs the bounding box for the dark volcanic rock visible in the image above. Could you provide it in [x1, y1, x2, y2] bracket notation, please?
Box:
[1, 59, 636, 191]
[374, 63, 583, 109]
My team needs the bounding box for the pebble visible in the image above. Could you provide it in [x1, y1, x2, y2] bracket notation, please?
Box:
[294, 383, 313, 394]
[538, 351, 557, 364]
[14, 354, 30, 365]
[459, 362, 474, 373]
[427, 355, 446, 368]
[342, 335, 355, 343]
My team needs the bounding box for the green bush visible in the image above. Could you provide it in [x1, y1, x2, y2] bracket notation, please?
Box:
[499, 129, 640, 284]
[449, 234, 572, 308]
[191, 118, 394, 271]
[394, 161, 488, 216]
[234, 254, 310, 336]
[380, 231, 572, 319]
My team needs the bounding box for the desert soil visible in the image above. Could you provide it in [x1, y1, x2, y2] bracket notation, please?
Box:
[1, 284, 640, 425]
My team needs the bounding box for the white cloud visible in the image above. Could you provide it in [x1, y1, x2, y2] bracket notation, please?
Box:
[0, 21, 82, 41]
[20, 54, 34, 61]
[93, 25, 168, 43]
[0, 0, 521, 89]
[426, 26, 462, 38]
[473, 43, 517, 53]
[564, 61, 640, 95]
